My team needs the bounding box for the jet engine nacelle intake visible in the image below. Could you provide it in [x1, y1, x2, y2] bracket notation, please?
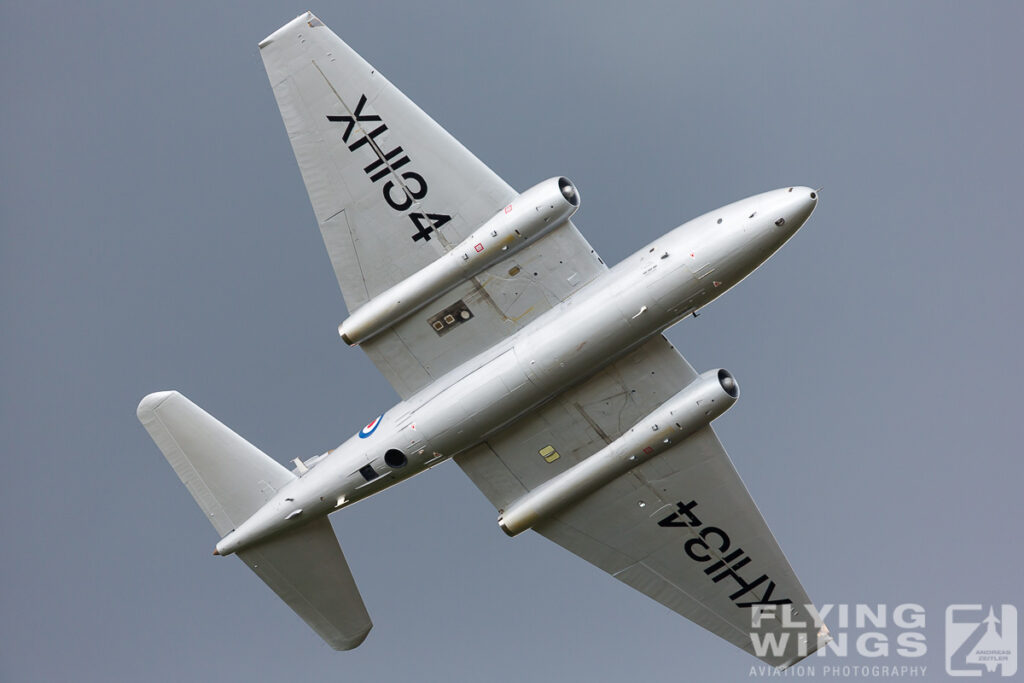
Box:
[339, 176, 580, 345]
[497, 369, 739, 536]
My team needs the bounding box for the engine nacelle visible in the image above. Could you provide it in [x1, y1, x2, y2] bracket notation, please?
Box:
[497, 369, 739, 536]
[339, 176, 580, 345]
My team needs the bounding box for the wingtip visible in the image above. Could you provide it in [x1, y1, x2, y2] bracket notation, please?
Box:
[259, 11, 325, 49]
[330, 623, 373, 650]
[136, 390, 179, 420]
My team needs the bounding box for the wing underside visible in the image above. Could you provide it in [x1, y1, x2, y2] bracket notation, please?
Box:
[455, 335, 828, 668]
[260, 13, 606, 398]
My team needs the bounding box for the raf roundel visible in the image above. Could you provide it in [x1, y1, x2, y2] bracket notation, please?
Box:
[358, 414, 384, 439]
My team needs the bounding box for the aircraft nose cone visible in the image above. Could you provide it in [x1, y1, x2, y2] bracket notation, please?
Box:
[782, 186, 818, 229]
[806, 188, 819, 213]
[753, 186, 818, 255]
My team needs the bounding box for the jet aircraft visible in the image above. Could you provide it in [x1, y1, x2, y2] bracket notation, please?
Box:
[138, 11, 830, 668]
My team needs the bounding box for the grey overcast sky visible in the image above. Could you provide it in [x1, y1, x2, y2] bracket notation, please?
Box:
[3, 2, 1022, 682]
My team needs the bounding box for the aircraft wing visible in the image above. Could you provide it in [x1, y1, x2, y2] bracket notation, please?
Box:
[455, 335, 830, 668]
[260, 13, 606, 398]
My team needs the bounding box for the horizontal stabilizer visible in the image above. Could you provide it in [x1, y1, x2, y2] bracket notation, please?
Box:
[136, 391, 295, 537]
[238, 517, 373, 650]
[138, 391, 372, 648]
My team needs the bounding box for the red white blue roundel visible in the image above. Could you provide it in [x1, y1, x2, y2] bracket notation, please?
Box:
[359, 413, 384, 439]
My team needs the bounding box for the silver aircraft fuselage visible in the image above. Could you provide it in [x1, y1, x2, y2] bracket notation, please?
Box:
[215, 187, 818, 556]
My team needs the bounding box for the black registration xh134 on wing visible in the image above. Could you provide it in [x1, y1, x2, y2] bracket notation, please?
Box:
[137, 11, 829, 668]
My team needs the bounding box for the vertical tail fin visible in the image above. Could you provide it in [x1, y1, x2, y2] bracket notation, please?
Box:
[137, 391, 373, 649]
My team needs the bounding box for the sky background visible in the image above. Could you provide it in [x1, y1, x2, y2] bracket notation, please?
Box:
[3, 2, 1022, 681]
